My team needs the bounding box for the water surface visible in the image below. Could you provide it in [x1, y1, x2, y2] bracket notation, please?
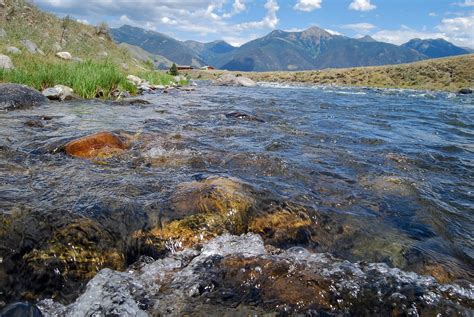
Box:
[1, 82, 473, 305]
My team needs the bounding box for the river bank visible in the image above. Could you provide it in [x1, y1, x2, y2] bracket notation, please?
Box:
[188, 54, 474, 93]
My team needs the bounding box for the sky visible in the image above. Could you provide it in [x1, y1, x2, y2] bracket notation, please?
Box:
[32, 0, 474, 48]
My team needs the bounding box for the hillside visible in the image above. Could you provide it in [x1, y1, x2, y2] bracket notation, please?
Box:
[119, 43, 174, 70]
[402, 38, 470, 59]
[0, 0, 135, 67]
[0, 0, 180, 98]
[111, 25, 206, 67]
[189, 54, 474, 92]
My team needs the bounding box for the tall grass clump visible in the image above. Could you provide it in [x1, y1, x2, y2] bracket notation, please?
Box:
[0, 57, 137, 98]
[138, 70, 187, 86]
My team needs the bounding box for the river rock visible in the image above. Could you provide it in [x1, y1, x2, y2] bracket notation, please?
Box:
[215, 74, 257, 87]
[458, 88, 473, 95]
[133, 176, 255, 256]
[0, 84, 48, 111]
[127, 75, 143, 86]
[0, 302, 43, 317]
[37, 234, 474, 316]
[55, 51, 72, 60]
[0, 54, 14, 70]
[6, 46, 21, 55]
[171, 176, 254, 226]
[20, 39, 44, 55]
[0, 28, 6, 37]
[42, 84, 74, 101]
[64, 131, 129, 159]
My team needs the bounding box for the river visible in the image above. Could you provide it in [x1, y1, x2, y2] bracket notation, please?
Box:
[1, 82, 473, 315]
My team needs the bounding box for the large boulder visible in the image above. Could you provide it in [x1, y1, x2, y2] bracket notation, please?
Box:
[64, 131, 129, 159]
[42, 84, 74, 101]
[215, 74, 257, 87]
[55, 51, 72, 60]
[0, 84, 48, 111]
[0, 54, 14, 70]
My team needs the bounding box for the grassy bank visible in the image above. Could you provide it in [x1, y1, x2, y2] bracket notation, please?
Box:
[0, 0, 183, 99]
[0, 56, 137, 99]
[189, 54, 474, 92]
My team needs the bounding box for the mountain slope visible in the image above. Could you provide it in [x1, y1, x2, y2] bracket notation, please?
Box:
[111, 25, 206, 67]
[402, 38, 470, 58]
[119, 43, 173, 70]
[220, 27, 427, 71]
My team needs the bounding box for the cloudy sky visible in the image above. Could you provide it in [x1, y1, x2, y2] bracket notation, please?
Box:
[32, 0, 474, 48]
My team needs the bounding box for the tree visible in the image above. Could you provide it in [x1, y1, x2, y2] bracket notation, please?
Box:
[169, 63, 179, 76]
[60, 15, 71, 46]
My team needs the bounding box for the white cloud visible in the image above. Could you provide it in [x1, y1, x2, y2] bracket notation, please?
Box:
[349, 0, 376, 11]
[294, 0, 322, 12]
[33, 0, 280, 44]
[325, 29, 342, 36]
[455, 0, 474, 7]
[341, 22, 376, 32]
[429, 12, 437, 17]
[436, 14, 474, 47]
[372, 14, 474, 48]
[372, 26, 441, 45]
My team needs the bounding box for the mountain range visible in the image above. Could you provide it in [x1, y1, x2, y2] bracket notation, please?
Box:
[111, 25, 471, 72]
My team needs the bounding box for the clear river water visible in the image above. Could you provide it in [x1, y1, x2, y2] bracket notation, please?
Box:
[0, 82, 473, 315]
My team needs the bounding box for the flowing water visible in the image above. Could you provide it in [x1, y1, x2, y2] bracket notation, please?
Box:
[0, 82, 473, 314]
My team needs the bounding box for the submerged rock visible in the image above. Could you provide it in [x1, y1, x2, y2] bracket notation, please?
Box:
[171, 176, 254, 227]
[226, 111, 265, 122]
[0, 84, 48, 111]
[215, 74, 257, 87]
[458, 88, 473, 95]
[42, 85, 74, 101]
[64, 131, 129, 159]
[0, 302, 43, 317]
[135, 176, 255, 256]
[38, 234, 474, 316]
[0, 54, 14, 70]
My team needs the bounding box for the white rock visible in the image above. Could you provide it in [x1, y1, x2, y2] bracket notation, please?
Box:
[55, 51, 72, 60]
[42, 85, 74, 101]
[0, 54, 14, 70]
[6, 47, 21, 55]
[126, 75, 143, 86]
[215, 74, 257, 87]
[20, 39, 41, 54]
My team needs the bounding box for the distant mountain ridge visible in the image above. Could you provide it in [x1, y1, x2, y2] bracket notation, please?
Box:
[111, 25, 471, 71]
[402, 38, 470, 58]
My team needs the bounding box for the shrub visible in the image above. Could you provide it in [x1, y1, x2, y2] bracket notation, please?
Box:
[169, 63, 178, 76]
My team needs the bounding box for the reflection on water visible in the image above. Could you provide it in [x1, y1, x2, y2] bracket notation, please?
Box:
[0, 82, 473, 310]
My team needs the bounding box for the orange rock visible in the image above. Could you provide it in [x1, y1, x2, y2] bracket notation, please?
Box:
[65, 131, 128, 159]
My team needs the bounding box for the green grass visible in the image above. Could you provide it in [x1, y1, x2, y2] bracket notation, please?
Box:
[0, 55, 138, 99]
[138, 70, 188, 86]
